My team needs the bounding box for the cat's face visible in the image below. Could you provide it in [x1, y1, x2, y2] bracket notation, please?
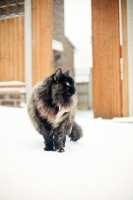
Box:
[58, 74, 76, 97]
[51, 69, 76, 105]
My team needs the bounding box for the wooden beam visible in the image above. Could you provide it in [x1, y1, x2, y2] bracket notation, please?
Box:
[32, 0, 53, 86]
[24, 0, 32, 103]
[121, 0, 129, 116]
[92, 0, 122, 119]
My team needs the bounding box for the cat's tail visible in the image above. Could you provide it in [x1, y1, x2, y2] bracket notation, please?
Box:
[69, 122, 83, 141]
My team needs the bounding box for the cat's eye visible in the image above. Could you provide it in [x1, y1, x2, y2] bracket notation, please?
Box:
[66, 82, 70, 86]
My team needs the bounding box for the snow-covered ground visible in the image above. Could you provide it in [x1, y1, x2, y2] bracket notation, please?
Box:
[0, 106, 133, 200]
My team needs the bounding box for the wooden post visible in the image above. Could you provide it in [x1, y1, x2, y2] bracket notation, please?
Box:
[92, 0, 122, 119]
[24, 0, 32, 103]
[126, 0, 133, 116]
[121, 0, 129, 116]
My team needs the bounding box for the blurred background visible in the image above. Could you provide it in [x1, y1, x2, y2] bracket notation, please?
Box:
[0, 0, 133, 119]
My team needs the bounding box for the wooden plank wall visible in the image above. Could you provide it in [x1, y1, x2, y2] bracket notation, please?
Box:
[92, 0, 122, 119]
[32, 0, 53, 86]
[0, 16, 24, 82]
[0, 0, 53, 86]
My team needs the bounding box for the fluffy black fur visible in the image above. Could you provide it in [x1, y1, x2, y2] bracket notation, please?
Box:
[28, 68, 83, 152]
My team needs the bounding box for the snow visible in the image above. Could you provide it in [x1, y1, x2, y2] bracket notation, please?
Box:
[0, 81, 25, 86]
[0, 88, 26, 93]
[0, 106, 133, 200]
[113, 117, 133, 123]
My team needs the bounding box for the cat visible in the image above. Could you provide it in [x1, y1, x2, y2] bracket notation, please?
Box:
[27, 68, 83, 153]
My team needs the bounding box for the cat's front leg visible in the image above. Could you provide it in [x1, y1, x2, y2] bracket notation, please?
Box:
[43, 133, 54, 151]
[40, 123, 54, 151]
[54, 129, 66, 153]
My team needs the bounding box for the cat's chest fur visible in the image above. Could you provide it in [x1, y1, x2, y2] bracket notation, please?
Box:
[54, 105, 70, 125]
[37, 95, 77, 129]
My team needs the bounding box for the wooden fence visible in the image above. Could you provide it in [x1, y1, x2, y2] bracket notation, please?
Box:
[76, 81, 92, 109]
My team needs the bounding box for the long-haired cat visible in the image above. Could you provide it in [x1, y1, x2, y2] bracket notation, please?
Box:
[27, 68, 83, 152]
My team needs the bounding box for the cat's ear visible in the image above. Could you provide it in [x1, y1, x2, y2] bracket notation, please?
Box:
[64, 70, 69, 76]
[54, 68, 62, 81]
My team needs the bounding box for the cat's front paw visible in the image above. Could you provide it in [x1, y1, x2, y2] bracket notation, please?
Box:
[54, 148, 65, 153]
[59, 148, 65, 153]
[44, 147, 53, 151]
